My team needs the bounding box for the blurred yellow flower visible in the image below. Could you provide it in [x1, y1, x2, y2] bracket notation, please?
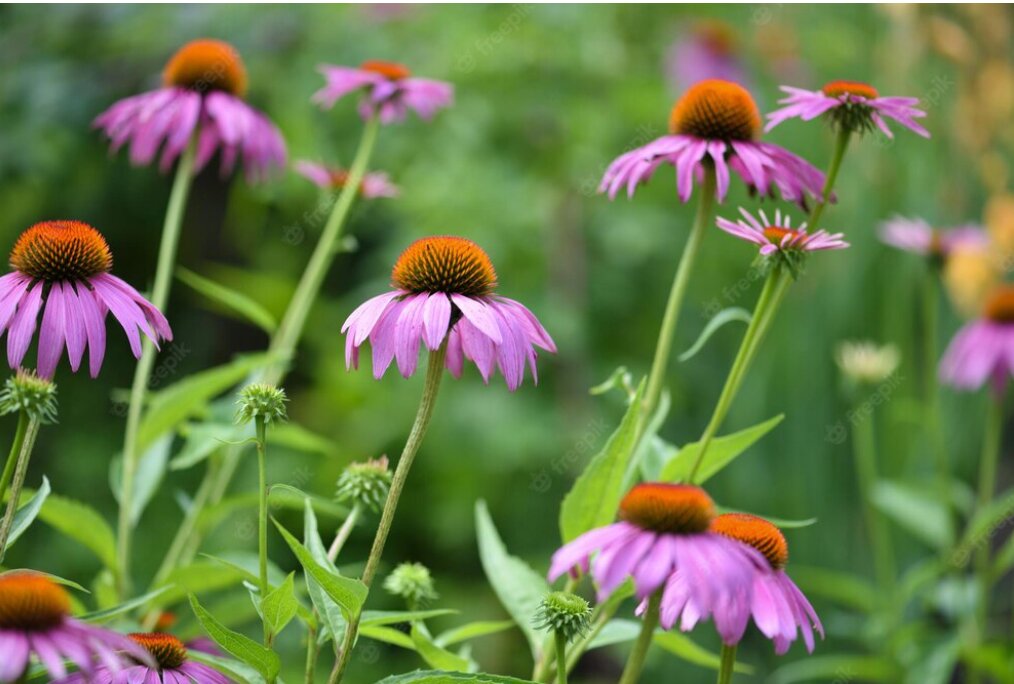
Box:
[944, 244, 1001, 318]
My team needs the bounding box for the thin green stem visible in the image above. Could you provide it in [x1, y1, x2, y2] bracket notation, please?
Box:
[255, 417, 271, 647]
[687, 264, 792, 483]
[852, 406, 895, 595]
[532, 576, 578, 682]
[618, 590, 661, 684]
[0, 414, 42, 561]
[332, 342, 448, 683]
[641, 167, 716, 432]
[327, 504, 361, 565]
[554, 631, 568, 684]
[974, 396, 1002, 645]
[923, 268, 950, 509]
[118, 138, 198, 598]
[0, 412, 29, 503]
[304, 625, 319, 684]
[717, 644, 737, 684]
[807, 127, 851, 233]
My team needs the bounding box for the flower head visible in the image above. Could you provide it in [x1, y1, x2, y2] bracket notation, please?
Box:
[0, 221, 172, 379]
[294, 161, 400, 198]
[384, 562, 438, 608]
[235, 383, 288, 425]
[94, 39, 286, 182]
[710, 514, 823, 653]
[0, 570, 153, 682]
[0, 370, 58, 423]
[342, 236, 555, 390]
[313, 60, 453, 125]
[548, 483, 765, 643]
[940, 284, 1014, 394]
[57, 632, 233, 684]
[716, 207, 848, 274]
[533, 592, 592, 643]
[879, 216, 988, 261]
[335, 456, 392, 512]
[766, 81, 929, 138]
[835, 341, 900, 386]
[600, 80, 827, 207]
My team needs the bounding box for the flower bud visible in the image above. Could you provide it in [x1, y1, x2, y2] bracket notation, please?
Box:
[0, 370, 58, 424]
[236, 383, 288, 425]
[335, 456, 392, 512]
[383, 562, 438, 607]
[533, 591, 591, 642]
[835, 341, 900, 386]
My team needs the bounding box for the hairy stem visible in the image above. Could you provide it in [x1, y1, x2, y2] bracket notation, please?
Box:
[0, 413, 42, 560]
[327, 504, 361, 564]
[554, 631, 568, 684]
[256, 417, 272, 647]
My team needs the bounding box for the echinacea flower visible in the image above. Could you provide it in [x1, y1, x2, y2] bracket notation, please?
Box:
[835, 340, 901, 386]
[879, 216, 988, 260]
[94, 39, 286, 182]
[599, 79, 827, 207]
[294, 160, 400, 198]
[313, 60, 453, 124]
[710, 514, 823, 654]
[0, 221, 172, 378]
[940, 284, 1014, 393]
[548, 484, 765, 643]
[0, 571, 153, 682]
[717, 207, 848, 256]
[57, 632, 232, 684]
[342, 236, 555, 391]
[765, 81, 929, 138]
[666, 21, 749, 93]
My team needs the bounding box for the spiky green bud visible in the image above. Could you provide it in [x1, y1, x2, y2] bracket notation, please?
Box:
[0, 370, 58, 424]
[383, 562, 438, 607]
[236, 383, 288, 425]
[533, 591, 591, 643]
[335, 456, 391, 512]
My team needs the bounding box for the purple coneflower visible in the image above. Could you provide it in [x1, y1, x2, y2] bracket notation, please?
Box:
[0, 571, 153, 682]
[57, 632, 232, 684]
[312, 60, 453, 124]
[599, 79, 826, 207]
[294, 160, 400, 198]
[710, 514, 823, 654]
[717, 207, 848, 256]
[879, 216, 988, 260]
[94, 39, 286, 182]
[940, 285, 1014, 393]
[549, 484, 764, 643]
[765, 81, 929, 138]
[0, 221, 171, 378]
[342, 236, 554, 391]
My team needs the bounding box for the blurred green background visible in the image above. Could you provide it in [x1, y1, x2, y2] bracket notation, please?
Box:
[1, 4, 1012, 682]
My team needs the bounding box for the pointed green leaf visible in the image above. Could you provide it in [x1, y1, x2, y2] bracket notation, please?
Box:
[376, 672, 538, 684]
[678, 307, 751, 362]
[435, 620, 515, 648]
[871, 480, 954, 550]
[770, 655, 900, 683]
[178, 267, 277, 334]
[259, 572, 299, 635]
[361, 624, 417, 649]
[301, 500, 346, 645]
[362, 609, 457, 627]
[4, 476, 50, 550]
[188, 593, 280, 680]
[111, 434, 172, 525]
[171, 422, 246, 471]
[653, 630, 751, 673]
[80, 587, 172, 623]
[660, 414, 784, 484]
[411, 624, 472, 671]
[955, 487, 1014, 568]
[788, 565, 875, 613]
[25, 491, 117, 570]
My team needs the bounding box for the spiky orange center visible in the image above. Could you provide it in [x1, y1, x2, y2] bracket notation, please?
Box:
[822, 80, 879, 100]
[361, 60, 411, 81]
[669, 79, 761, 141]
[391, 236, 498, 297]
[984, 285, 1014, 323]
[129, 632, 188, 669]
[10, 220, 112, 282]
[0, 572, 71, 630]
[763, 226, 806, 247]
[710, 513, 789, 569]
[163, 39, 248, 97]
[619, 483, 715, 534]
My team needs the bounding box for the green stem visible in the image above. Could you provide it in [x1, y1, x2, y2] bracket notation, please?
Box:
[618, 591, 661, 684]
[853, 405, 895, 595]
[305, 626, 319, 684]
[0, 412, 29, 503]
[974, 396, 1002, 645]
[532, 576, 578, 682]
[686, 264, 792, 483]
[807, 127, 851, 233]
[332, 342, 448, 683]
[118, 138, 198, 598]
[327, 504, 361, 564]
[554, 631, 568, 684]
[717, 644, 736, 684]
[924, 268, 950, 510]
[255, 417, 272, 647]
[0, 414, 42, 561]
[641, 167, 716, 432]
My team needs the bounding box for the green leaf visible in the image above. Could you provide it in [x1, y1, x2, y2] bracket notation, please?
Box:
[954, 487, 1014, 568]
[138, 352, 277, 453]
[273, 518, 367, 619]
[871, 480, 954, 550]
[156, 560, 247, 605]
[171, 422, 246, 471]
[559, 379, 645, 542]
[653, 630, 751, 673]
[111, 434, 172, 525]
[4, 476, 50, 549]
[475, 500, 548, 661]
[411, 624, 472, 671]
[376, 672, 538, 684]
[790, 565, 876, 613]
[80, 587, 172, 623]
[678, 307, 751, 362]
[269, 423, 336, 456]
[660, 414, 784, 484]
[259, 572, 299, 635]
[716, 507, 817, 529]
[28, 491, 117, 570]
[188, 650, 264, 684]
[301, 500, 346, 645]
[361, 624, 417, 649]
[362, 609, 457, 627]
[269, 485, 347, 519]
[770, 655, 900, 683]
[188, 593, 280, 681]
[178, 267, 277, 334]
[435, 620, 515, 648]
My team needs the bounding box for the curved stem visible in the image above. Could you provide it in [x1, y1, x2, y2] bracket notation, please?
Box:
[642, 167, 716, 431]
[0, 413, 41, 561]
[553, 631, 568, 684]
[807, 127, 851, 233]
[618, 590, 661, 684]
[717, 644, 737, 684]
[118, 138, 198, 598]
[327, 504, 361, 564]
[255, 417, 272, 647]
[332, 342, 448, 683]
[853, 406, 895, 595]
[0, 412, 29, 503]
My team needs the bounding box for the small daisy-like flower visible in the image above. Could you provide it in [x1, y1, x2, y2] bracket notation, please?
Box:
[342, 236, 555, 391]
[0, 221, 172, 378]
[879, 216, 988, 260]
[294, 160, 400, 198]
[94, 39, 286, 182]
[599, 79, 827, 207]
[0, 571, 153, 682]
[717, 207, 848, 257]
[312, 60, 453, 125]
[709, 514, 823, 653]
[335, 456, 392, 512]
[548, 484, 764, 643]
[940, 284, 1014, 393]
[835, 341, 901, 386]
[0, 369, 58, 424]
[384, 562, 438, 608]
[765, 81, 929, 138]
[58, 632, 233, 684]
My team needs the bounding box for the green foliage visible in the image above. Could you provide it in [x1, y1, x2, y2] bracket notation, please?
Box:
[4, 476, 49, 550]
[189, 593, 281, 681]
[178, 266, 277, 334]
[659, 414, 785, 483]
[376, 672, 538, 684]
[678, 307, 752, 362]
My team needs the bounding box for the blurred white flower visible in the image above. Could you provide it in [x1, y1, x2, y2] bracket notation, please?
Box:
[835, 341, 900, 385]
